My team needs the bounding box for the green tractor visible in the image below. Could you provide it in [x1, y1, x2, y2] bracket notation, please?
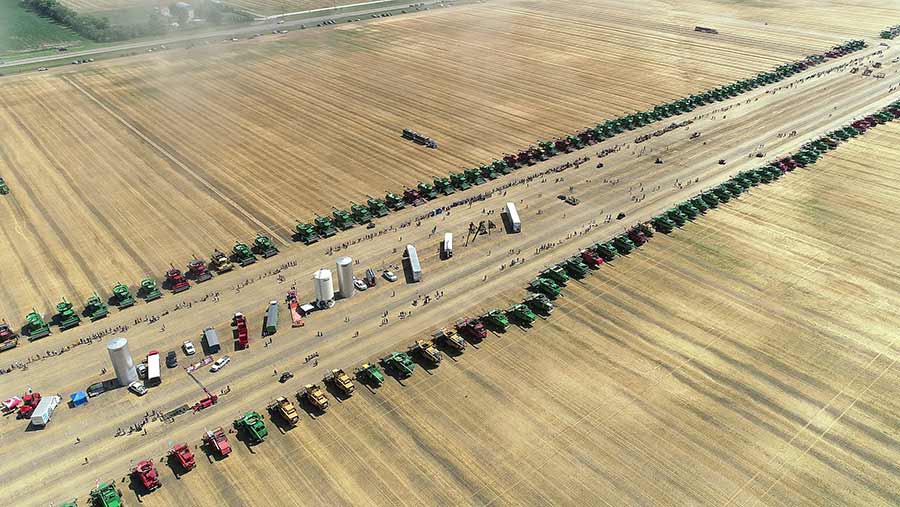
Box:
[417, 181, 438, 200]
[666, 208, 688, 227]
[491, 159, 512, 175]
[524, 293, 554, 315]
[55, 298, 81, 331]
[539, 265, 569, 286]
[465, 168, 486, 186]
[350, 202, 373, 224]
[0, 177, 8, 195]
[689, 196, 709, 213]
[253, 234, 279, 258]
[367, 196, 390, 217]
[295, 222, 319, 245]
[24, 309, 51, 340]
[379, 352, 415, 378]
[140, 278, 162, 302]
[233, 411, 268, 444]
[90, 482, 123, 507]
[84, 293, 108, 321]
[433, 177, 455, 196]
[481, 309, 510, 331]
[592, 242, 618, 262]
[676, 201, 699, 220]
[332, 207, 354, 230]
[651, 214, 676, 234]
[449, 172, 471, 191]
[112, 283, 136, 308]
[232, 241, 257, 266]
[384, 193, 406, 211]
[611, 235, 635, 255]
[529, 277, 561, 299]
[355, 362, 385, 386]
[507, 304, 536, 326]
[700, 190, 720, 208]
[562, 256, 589, 279]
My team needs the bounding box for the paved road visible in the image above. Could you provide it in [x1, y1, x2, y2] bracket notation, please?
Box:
[0, 43, 896, 505]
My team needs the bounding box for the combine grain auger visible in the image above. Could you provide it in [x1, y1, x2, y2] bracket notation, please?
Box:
[54, 298, 80, 331]
[379, 352, 415, 378]
[84, 293, 109, 321]
[233, 411, 268, 443]
[433, 177, 455, 195]
[314, 214, 338, 237]
[331, 207, 355, 230]
[529, 277, 561, 299]
[295, 222, 320, 245]
[187, 257, 213, 282]
[524, 293, 554, 315]
[232, 241, 257, 266]
[349, 202, 373, 224]
[112, 283, 136, 308]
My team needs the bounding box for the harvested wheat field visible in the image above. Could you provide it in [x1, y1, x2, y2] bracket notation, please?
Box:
[70, 122, 900, 507]
[1, 0, 895, 321]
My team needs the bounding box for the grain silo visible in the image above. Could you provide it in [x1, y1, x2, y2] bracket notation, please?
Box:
[335, 256, 354, 298]
[107, 337, 137, 386]
[314, 269, 335, 309]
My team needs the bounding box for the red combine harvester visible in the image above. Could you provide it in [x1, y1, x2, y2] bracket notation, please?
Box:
[503, 154, 518, 168]
[204, 427, 232, 457]
[17, 392, 41, 419]
[580, 249, 603, 268]
[0, 320, 17, 341]
[170, 443, 196, 472]
[627, 226, 648, 246]
[132, 460, 161, 491]
[186, 258, 213, 283]
[233, 312, 249, 349]
[286, 290, 304, 327]
[402, 188, 421, 205]
[165, 267, 190, 293]
[456, 318, 487, 341]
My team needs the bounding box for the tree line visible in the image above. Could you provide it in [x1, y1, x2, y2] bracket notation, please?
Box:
[23, 0, 169, 42]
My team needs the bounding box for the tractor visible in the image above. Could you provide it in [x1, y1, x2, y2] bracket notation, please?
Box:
[449, 172, 471, 191]
[169, 443, 196, 472]
[267, 396, 300, 425]
[350, 202, 373, 224]
[55, 298, 81, 330]
[384, 192, 406, 210]
[580, 249, 603, 268]
[232, 241, 257, 266]
[562, 256, 590, 278]
[379, 352, 415, 378]
[140, 278, 162, 301]
[433, 327, 466, 352]
[507, 304, 536, 326]
[433, 177, 455, 195]
[112, 283, 136, 308]
[314, 214, 338, 237]
[666, 208, 688, 226]
[210, 249, 234, 273]
[417, 181, 438, 200]
[24, 309, 50, 340]
[295, 222, 320, 245]
[539, 265, 569, 285]
[131, 460, 161, 492]
[187, 258, 213, 282]
[481, 309, 510, 331]
[366, 196, 391, 217]
[354, 362, 385, 386]
[464, 168, 486, 186]
[324, 368, 356, 396]
[455, 317, 487, 341]
[84, 293, 108, 321]
[592, 242, 617, 262]
[529, 277, 561, 299]
[165, 267, 190, 293]
[332, 207, 355, 230]
[651, 214, 675, 234]
[611, 235, 636, 255]
[409, 339, 442, 365]
[676, 201, 699, 220]
[253, 234, 280, 257]
[90, 482, 123, 507]
[233, 411, 268, 443]
[524, 293, 554, 315]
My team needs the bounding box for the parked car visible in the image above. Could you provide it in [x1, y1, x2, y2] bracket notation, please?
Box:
[86, 382, 106, 398]
[382, 270, 398, 282]
[183, 340, 196, 355]
[210, 356, 231, 373]
[353, 278, 368, 291]
[166, 351, 177, 368]
[136, 363, 147, 379]
[128, 381, 147, 396]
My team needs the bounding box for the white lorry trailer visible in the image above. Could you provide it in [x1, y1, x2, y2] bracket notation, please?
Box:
[405, 244, 422, 282]
[30, 395, 61, 427]
[442, 232, 453, 259]
[505, 202, 521, 233]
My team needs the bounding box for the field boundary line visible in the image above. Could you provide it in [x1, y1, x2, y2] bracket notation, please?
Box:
[61, 75, 291, 247]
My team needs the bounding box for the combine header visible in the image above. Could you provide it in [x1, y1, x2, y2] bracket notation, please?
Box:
[203, 427, 232, 457]
[332, 207, 355, 230]
[301, 384, 329, 411]
[131, 460, 161, 492]
[409, 339, 442, 366]
[187, 258, 213, 282]
[140, 279, 162, 302]
[402, 128, 438, 148]
[54, 299, 80, 331]
[169, 443, 196, 472]
[253, 234, 279, 258]
[367, 196, 390, 217]
[295, 222, 319, 245]
[314, 214, 338, 237]
[507, 304, 537, 326]
[232, 241, 257, 266]
[354, 362, 385, 386]
[165, 267, 191, 293]
[112, 283, 136, 308]
[233, 411, 268, 443]
[324, 368, 355, 397]
[84, 293, 109, 321]
[267, 396, 300, 426]
[380, 352, 415, 378]
[524, 293, 554, 315]
[433, 327, 466, 352]
[455, 317, 487, 341]
[90, 482, 123, 507]
[210, 249, 234, 273]
[481, 309, 510, 331]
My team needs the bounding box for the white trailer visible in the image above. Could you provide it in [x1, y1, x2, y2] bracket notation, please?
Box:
[30, 395, 61, 427]
[505, 202, 521, 233]
[405, 244, 422, 282]
[203, 327, 220, 353]
[442, 232, 453, 259]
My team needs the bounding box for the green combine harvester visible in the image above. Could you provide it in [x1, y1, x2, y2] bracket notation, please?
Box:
[539, 265, 569, 286]
[366, 196, 390, 217]
[524, 293, 554, 315]
[233, 241, 257, 266]
[355, 362, 385, 386]
[57, 501, 77, 507]
[332, 207, 354, 230]
[90, 482, 123, 507]
[24, 308, 50, 341]
[611, 235, 636, 255]
[379, 352, 415, 378]
[350, 202, 372, 224]
[0, 177, 8, 195]
[723, 180, 744, 196]
[700, 190, 720, 208]
[84, 293, 109, 321]
[253, 234, 279, 258]
[529, 277, 561, 299]
[507, 304, 536, 326]
[233, 411, 268, 444]
[464, 168, 486, 186]
[112, 283, 136, 308]
[666, 208, 688, 226]
[416, 181, 438, 200]
[55, 298, 81, 331]
[676, 201, 699, 220]
[479, 164, 499, 180]
[712, 186, 732, 203]
[140, 279, 162, 302]
[537, 140, 556, 158]
[651, 214, 676, 234]
[689, 196, 709, 213]
[295, 222, 319, 245]
[592, 242, 618, 262]
[449, 172, 470, 191]
[481, 309, 510, 331]
[562, 257, 589, 279]
[491, 159, 512, 175]
[432, 177, 455, 196]
[314, 214, 338, 237]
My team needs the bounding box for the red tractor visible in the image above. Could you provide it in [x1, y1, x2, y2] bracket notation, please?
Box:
[186, 259, 213, 283]
[165, 267, 190, 293]
[204, 427, 232, 458]
[456, 318, 487, 341]
[233, 312, 249, 349]
[132, 460, 161, 491]
[580, 249, 603, 268]
[170, 443, 196, 472]
[17, 392, 41, 419]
